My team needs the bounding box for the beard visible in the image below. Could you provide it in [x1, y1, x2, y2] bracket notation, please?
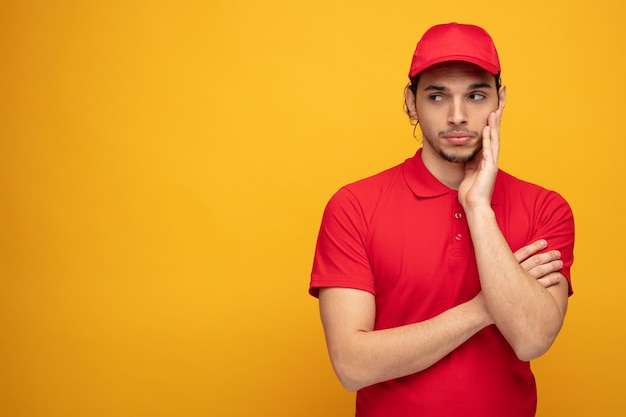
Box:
[423, 129, 482, 164]
[438, 142, 482, 163]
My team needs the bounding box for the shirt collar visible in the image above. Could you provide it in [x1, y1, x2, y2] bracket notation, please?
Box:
[402, 148, 501, 204]
[403, 148, 452, 198]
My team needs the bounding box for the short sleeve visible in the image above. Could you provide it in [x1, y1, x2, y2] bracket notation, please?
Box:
[309, 187, 375, 297]
[531, 191, 576, 295]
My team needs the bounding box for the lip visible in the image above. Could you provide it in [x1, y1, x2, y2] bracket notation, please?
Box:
[444, 134, 473, 144]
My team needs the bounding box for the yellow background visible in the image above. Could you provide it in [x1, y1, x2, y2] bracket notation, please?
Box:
[1, 0, 623, 416]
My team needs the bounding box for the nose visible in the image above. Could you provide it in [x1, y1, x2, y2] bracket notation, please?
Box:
[447, 98, 467, 126]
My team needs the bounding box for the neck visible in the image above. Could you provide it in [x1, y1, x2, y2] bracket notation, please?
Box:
[420, 148, 466, 190]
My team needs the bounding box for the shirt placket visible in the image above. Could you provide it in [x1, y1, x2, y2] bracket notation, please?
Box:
[452, 199, 470, 257]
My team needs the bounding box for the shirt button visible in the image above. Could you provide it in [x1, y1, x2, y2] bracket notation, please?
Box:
[454, 212, 462, 219]
[455, 233, 462, 240]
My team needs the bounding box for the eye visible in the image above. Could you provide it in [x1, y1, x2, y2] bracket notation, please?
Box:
[469, 93, 486, 101]
[428, 94, 444, 102]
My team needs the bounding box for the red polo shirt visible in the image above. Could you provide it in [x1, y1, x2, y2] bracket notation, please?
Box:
[310, 149, 574, 417]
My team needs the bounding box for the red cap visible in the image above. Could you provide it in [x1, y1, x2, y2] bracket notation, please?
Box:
[408, 23, 501, 78]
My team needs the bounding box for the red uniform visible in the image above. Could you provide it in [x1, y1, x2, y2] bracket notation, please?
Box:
[310, 149, 574, 417]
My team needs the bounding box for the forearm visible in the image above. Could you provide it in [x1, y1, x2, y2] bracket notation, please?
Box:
[320, 290, 492, 391]
[465, 206, 566, 360]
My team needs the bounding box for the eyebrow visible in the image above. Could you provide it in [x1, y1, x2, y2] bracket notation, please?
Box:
[423, 82, 492, 91]
[469, 82, 492, 89]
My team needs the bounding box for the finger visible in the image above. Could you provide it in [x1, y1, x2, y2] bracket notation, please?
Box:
[489, 110, 501, 161]
[480, 113, 498, 168]
[536, 273, 562, 289]
[519, 249, 561, 270]
[481, 124, 492, 163]
[513, 239, 548, 263]
[480, 127, 498, 172]
[524, 259, 564, 279]
[520, 251, 562, 275]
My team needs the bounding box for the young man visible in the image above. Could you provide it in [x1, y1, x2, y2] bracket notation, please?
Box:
[309, 23, 575, 416]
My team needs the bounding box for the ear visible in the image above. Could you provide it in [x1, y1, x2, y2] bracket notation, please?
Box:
[498, 85, 507, 111]
[405, 87, 419, 120]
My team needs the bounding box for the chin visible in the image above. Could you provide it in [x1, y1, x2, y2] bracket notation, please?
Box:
[439, 146, 481, 164]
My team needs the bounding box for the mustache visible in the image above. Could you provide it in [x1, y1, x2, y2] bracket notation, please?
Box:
[439, 128, 479, 137]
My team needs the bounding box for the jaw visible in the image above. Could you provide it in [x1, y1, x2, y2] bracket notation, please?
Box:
[439, 144, 482, 164]
[425, 135, 482, 164]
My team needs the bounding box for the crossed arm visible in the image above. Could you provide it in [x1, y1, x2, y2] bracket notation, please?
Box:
[457, 96, 569, 361]
[319, 241, 567, 392]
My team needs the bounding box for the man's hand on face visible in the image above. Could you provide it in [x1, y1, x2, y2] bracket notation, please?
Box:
[458, 86, 506, 212]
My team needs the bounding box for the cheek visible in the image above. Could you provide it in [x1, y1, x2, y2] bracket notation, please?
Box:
[471, 106, 495, 126]
[416, 111, 443, 133]
[416, 119, 439, 139]
[415, 106, 438, 126]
